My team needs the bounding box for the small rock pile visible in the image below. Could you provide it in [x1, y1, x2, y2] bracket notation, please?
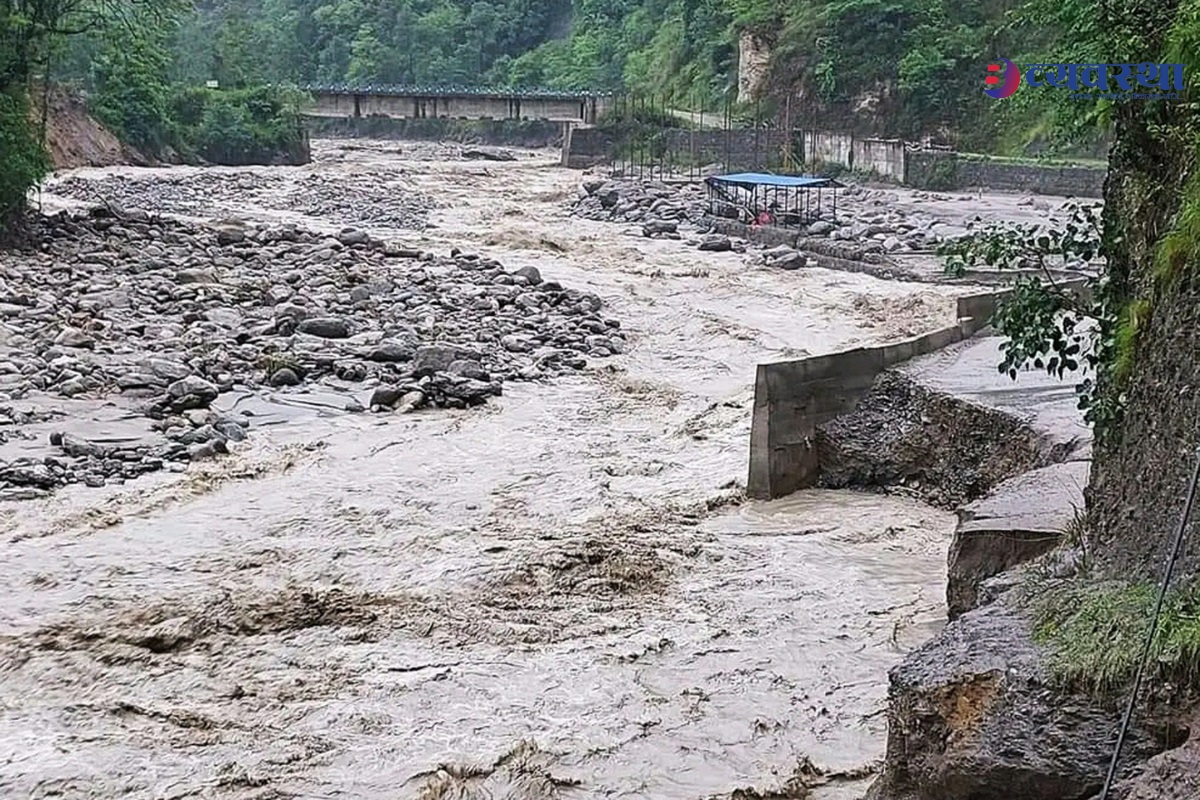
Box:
[0, 207, 625, 497]
[282, 173, 433, 229]
[570, 179, 971, 256]
[50, 173, 246, 218]
[572, 179, 708, 227]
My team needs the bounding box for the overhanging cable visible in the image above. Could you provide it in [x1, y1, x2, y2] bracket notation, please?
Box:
[1100, 444, 1200, 799]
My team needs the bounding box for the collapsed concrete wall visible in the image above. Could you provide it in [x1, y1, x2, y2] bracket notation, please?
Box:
[947, 460, 1089, 619]
[563, 126, 617, 168]
[746, 292, 1003, 499]
[815, 370, 1067, 509]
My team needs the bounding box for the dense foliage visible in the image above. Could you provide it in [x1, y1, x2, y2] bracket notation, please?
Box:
[171, 85, 309, 164]
[35, 0, 1096, 151]
[0, 0, 1152, 231]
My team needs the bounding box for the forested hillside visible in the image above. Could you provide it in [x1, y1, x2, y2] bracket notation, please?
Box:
[105, 0, 1099, 148]
[1, 0, 1110, 232]
[50, 0, 1102, 149]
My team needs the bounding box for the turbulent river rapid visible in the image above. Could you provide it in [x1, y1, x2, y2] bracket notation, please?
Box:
[3, 141, 978, 799]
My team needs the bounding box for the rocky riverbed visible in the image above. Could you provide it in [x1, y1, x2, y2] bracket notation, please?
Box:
[569, 177, 1100, 282]
[571, 179, 965, 252]
[3, 139, 1066, 800]
[0, 206, 624, 498]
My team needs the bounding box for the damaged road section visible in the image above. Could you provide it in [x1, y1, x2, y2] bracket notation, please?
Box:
[814, 370, 1070, 509]
[0, 207, 624, 498]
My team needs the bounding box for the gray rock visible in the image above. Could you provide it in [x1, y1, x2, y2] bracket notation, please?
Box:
[866, 598, 1169, 800]
[443, 379, 499, 405]
[367, 341, 414, 363]
[296, 317, 350, 339]
[462, 147, 516, 162]
[395, 389, 425, 412]
[369, 385, 403, 408]
[175, 268, 217, 284]
[215, 226, 245, 245]
[698, 233, 732, 252]
[513, 265, 542, 285]
[500, 334, 534, 353]
[413, 344, 479, 373]
[447, 359, 489, 380]
[642, 219, 679, 237]
[337, 228, 370, 245]
[1098, 717, 1200, 800]
[807, 220, 836, 236]
[166, 376, 219, 410]
[149, 359, 192, 381]
[772, 252, 807, 270]
[269, 367, 301, 387]
[189, 439, 229, 460]
[55, 327, 94, 348]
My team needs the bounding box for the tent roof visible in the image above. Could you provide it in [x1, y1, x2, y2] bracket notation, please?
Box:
[706, 173, 844, 189]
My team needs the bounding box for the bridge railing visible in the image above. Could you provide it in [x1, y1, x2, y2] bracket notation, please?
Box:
[303, 83, 614, 99]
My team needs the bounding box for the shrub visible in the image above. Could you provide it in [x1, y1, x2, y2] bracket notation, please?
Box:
[0, 89, 50, 236]
[169, 85, 310, 165]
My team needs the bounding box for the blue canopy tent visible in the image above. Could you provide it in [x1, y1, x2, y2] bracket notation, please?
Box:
[704, 172, 845, 228]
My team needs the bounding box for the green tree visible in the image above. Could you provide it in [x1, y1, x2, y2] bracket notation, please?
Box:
[89, 9, 174, 151]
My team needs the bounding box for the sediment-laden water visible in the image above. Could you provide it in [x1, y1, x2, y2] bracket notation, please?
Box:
[1, 140, 1021, 799]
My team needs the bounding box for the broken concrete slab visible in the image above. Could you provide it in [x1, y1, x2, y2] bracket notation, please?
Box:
[947, 459, 1091, 619]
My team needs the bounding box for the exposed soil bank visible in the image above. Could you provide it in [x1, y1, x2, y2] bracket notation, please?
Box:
[32, 86, 148, 170]
[815, 370, 1070, 509]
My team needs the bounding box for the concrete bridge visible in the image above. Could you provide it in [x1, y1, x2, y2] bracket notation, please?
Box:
[303, 85, 613, 124]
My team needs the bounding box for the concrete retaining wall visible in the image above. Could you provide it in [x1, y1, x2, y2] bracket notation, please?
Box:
[801, 131, 905, 182]
[307, 91, 610, 123]
[305, 115, 567, 148]
[853, 138, 906, 180]
[904, 151, 1105, 197]
[563, 126, 615, 168]
[747, 291, 1006, 499]
[561, 125, 1103, 197]
[803, 131, 853, 170]
[564, 127, 794, 171]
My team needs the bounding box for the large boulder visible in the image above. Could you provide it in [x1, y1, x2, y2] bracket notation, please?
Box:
[947, 460, 1091, 619]
[866, 597, 1171, 800]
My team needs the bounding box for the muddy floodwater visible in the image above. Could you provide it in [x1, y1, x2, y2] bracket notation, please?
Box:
[3, 142, 989, 799]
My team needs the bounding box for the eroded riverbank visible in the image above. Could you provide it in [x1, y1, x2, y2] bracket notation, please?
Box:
[1, 141, 1029, 798]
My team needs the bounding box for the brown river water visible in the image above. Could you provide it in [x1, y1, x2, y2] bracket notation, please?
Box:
[2, 141, 988, 799]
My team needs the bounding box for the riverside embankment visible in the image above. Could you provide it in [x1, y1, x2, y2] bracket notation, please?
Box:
[1, 140, 1069, 799]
